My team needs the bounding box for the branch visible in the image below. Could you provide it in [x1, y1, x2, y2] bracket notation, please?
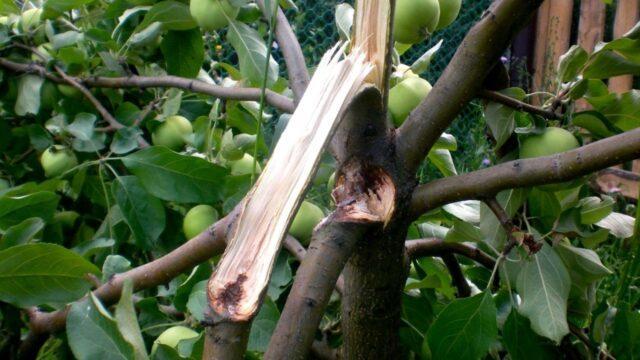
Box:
[265, 220, 370, 359]
[480, 89, 560, 120]
[0, 58, 295, 113]
[256, 0, 310, 104]
[27, 212, 236, 335]
[441, 253, 471, 298]
[395, 0, 544, 173]
[203, 321, 250, 360]
[411, 126, 640, 216]
[405, 238, 496, 269]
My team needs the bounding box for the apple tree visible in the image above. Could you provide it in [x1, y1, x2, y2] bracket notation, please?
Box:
[0, 0, 639, 359]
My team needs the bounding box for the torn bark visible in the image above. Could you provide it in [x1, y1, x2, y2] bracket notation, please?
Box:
[206, 47, 373, 343]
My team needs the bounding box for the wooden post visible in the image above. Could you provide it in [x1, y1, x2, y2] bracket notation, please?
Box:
[532, 0, 574, 104]
[577, 0, 606, 53]
[575, 0, 607, 111]
[609, 0, 640, 94]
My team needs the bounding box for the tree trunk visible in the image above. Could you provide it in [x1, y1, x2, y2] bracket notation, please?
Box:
[342, 228, 408, 358]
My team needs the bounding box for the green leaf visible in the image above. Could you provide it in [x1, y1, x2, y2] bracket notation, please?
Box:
[426, 292, 497, 360]
[410, 40, 443, 75]
[112, 128, 143, 154]
[442, 200, 480, 223]
[160, 29, 204, 79]
[227, 21, 279, 87]
[433, 132, 458, 151]
[43, 0, 95, 19]
[428, 149, 457, 177]
[0, 243, 100, 307]
[15, 75, 44, 116]
[0, 0, 19, 15]
[571, 111, 620, 139]
[112, 176, 166, 250]
[503, 310, 559, 360]
[115, 280, 149, 360]
[579, 196, 615, 225]
[444, 218, 482, 243]
[247, 298, 280, 352]
[137, 0, 196, 31]
[67, 293, 136, 360]
[186, 280, 207, 322]
[0, 217, 45, 250]
[485, 88, 526, 149]
[596, 212, 634, 239]
[555, 242, 611, 286]
[480, 189, 528, 251]
[174, 264, 211, 311]
[102, 255, 132, 282]
[267, 252, 292, 300]
[516, 245, 570, 343]
[592, 90, 640, 131]
[584, 50, 640, 79]
[67, 113, 107, 152]
[335, 3, 354, 40]
[609, 305, 640, 359]
[557, 45, 588, 83]
[122, 146, 228, 203]
[0, 191, 59, 231]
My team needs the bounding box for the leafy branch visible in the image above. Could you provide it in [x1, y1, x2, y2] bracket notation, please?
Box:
[0, 58, 295, 113]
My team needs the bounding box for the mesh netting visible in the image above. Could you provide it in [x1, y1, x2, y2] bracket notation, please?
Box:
[219, 0, 494, 177]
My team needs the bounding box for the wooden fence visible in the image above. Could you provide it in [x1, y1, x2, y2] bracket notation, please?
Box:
[529, 0, 640, 199]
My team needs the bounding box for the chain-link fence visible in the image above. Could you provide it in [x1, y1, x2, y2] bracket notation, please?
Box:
[220, 0, 495, 178]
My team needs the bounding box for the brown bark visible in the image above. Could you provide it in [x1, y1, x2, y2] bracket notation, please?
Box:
[341, 228, 407, 359]
[203, 322, 250, 360]
[265, 220, 370, 359]
[411, 126, 640, 216]
[0, 58, 295, 113]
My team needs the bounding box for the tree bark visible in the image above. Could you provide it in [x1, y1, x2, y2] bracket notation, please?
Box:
[203, 322, 250, 360]
[341, 228, 408, 358]
[265, 220, 369, 359]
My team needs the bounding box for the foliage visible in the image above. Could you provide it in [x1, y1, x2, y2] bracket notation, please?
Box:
[0, 0, 639, 359]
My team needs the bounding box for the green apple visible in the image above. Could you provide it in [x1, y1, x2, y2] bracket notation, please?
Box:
[230, 153, 261, 176]
[394, 0, 440, 44]
[190, 0, 239, 31]
[435, 0, 462, 30]
[40, 145, 78, 178]
[389, 77, 432, 126]
[183, 204, 219, 239]
[519, 127, 579, 159]
[0, 178, 10, 191]
[289, 201, 324, 244]
[151, 326, 199, 355]
[152, 115, 193, 150]
[520, 127, 580, 191]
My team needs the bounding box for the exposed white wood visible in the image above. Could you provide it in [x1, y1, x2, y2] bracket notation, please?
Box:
[208, 45, 373, 321]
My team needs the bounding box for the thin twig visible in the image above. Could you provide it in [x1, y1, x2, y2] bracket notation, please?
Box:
[481, 89, 561, 119]
[484, 197, 519, 290]
[0, 57, 295, 113]
[441, 253, 472, 298]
